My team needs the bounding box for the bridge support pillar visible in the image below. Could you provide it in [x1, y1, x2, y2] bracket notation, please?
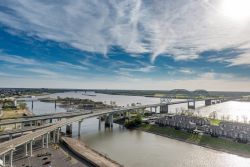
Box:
[53, 131, 56, 143]
[66, 124, 72, 135]
[46, 133, 49, 148]
[9, 150, 13, 167]
[30, 140, 33, 157]
[57, 128, 60, 143]
[25, 142, 28, 156]
[105, 114, 113, 128]
[160, 104, 169, 113]
[154, 106, 157, 113]
[150, 107, 152, 113]
[110, 114, 113, 128]
[78, 120, 83, 137]
[98, 116, 101, 130]
[42, 135, 45, 148]
[188, 100, 196, 109]
[55, 100, 57, 109]
[205, 99, 212, 106]
[31, 100, 33, 110]
[9, 134, 12, 140]
[211, 100, 216, 105]
[2, 154, 6, 167]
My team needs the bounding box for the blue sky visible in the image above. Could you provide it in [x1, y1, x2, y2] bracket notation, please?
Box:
[0, 0, 250, 91]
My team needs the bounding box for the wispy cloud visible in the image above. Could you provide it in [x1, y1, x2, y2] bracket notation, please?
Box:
[119, 65, 155, 73]
[56, 61, 88, 71]
[0, 71, 20, 77]
[179, 68, 193, 74]
[227, 53, 250, 67]
[25, 68, 58, 76]
[0, 0, 249, 62]
[0, 52, 37, 65]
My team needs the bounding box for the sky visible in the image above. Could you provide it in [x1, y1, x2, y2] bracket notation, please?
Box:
[0, 0, 250, 91]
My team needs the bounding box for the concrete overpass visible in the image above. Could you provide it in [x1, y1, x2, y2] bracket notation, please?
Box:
[0, 98, 230, 138]
[0, 110, 92, 126]
[0, 98, 231, 166]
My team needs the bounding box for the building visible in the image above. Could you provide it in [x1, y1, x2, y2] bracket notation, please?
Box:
[156, 114, 250, 143]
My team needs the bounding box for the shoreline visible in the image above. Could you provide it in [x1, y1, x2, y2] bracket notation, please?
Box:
[61, 137, 123, 167]
[138, 124, 250, 159]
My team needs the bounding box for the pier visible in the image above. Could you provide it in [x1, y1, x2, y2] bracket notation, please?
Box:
[61, 137, 122, 167]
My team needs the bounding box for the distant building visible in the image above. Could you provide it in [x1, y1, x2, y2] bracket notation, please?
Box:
[242, 95, 250, 101]
[156, 114, 250, 143]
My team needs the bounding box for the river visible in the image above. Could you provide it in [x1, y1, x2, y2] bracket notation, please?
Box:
[24, 91, 250, 167]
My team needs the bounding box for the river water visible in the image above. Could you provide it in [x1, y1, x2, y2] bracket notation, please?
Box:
[25, 91, 250, 167]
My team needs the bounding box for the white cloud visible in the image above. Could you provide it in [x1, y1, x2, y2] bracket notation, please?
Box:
[208, 56, 225, 63]
[25, 68, 59, 76]
[0, 53, 37, 65]
[56, 61, 88, 70]
[0, 0, 250, 62]
[200, 72, 216, 79]
[119, 65, 155, 73]
[1, 72, 250, 91]
[22, 67, 83, 80]
[227, 52, 250, 66]
[0, 71, 19, 77]
[179, 68, 193, 74]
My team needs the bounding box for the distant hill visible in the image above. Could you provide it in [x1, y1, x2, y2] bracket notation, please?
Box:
[193, 89, 210, 97]
[92, 89, 250, 99]
[168, 89, 191, 95]
[166, 89, 209, 98]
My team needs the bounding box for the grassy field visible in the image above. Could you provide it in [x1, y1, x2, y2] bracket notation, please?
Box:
[210, 119, 221, 126]
[0, 109, 28, 119]
[139, 124, 250, 157]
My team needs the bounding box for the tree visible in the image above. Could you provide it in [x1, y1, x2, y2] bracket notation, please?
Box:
[124, 113, 142, 128]
[221, 115, 225, 121]
[19, 103, 27, 110]
[242, 115, 248, 124]
[196, 110, 201, 117]
[209, 111, 217, 119]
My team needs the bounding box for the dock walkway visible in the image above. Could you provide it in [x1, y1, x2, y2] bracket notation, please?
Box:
[61, 137, 123, 167]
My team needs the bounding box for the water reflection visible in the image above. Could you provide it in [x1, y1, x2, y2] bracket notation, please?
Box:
[198, 101, 250, 121]
[24, 91, 250, 166]
[71, 117, 250, 167]
[26, 101, 66, 115]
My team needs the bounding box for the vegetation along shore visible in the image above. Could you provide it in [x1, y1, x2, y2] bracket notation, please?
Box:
[138, 124, 250, 158]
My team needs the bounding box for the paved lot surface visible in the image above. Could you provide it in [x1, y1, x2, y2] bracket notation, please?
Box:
[14, 144, 89, 167]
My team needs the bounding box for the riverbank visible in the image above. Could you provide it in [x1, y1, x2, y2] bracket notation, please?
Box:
[61, 137, 123, 167]
[0, 108, 33, 119]
[139, 124, 250, 158]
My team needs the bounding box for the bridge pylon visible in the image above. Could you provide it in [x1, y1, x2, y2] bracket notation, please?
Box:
[159, 96, 172, 113]
[187, 99, 195, 109]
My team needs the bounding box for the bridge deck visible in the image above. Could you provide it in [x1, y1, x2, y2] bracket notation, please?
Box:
[0, 101, 190, 126]
[0, 123, 54, 136]
[0, 111, 92, 126]
[0, 99, 227, 155]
